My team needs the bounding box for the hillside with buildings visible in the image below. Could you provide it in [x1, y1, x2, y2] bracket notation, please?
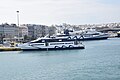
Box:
[0, 22, 120, 43]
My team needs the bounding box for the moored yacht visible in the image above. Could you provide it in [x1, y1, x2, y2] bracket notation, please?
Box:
[17, 36, 85, 51]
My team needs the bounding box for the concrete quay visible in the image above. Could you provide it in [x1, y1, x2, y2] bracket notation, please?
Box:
[0, 47, 21, 51]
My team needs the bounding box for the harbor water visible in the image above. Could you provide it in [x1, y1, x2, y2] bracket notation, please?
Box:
[0, 38, 120, 80]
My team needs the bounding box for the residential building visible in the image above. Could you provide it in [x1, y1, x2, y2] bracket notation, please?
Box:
[48, 26, 56, 36]
[0, 23, 19, 42]
[19, 25, 28, 38]
[34, 25, 49, 38]
[25, 24, 49, 40]
[0, 25, 4, 43]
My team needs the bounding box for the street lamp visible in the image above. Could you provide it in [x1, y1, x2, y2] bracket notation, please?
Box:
[16, 11, 19, 42]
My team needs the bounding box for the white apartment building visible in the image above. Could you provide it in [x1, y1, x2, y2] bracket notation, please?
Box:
[19, 25, 28, 38]
[0, 23, 19, 42]
[3, 24, 18, 38]
[34, 25, 49, 38]
[26, 24, 49, 39]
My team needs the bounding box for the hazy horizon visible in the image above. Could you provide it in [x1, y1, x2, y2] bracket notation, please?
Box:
[0, 0, 120, 25]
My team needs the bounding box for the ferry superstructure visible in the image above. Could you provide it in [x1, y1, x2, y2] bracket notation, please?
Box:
[18, 37, 85, 51]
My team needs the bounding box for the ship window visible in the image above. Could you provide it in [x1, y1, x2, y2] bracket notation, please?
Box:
[50, 43, 64, 45]
[57, 35, 69, 37]
[59, 39, 62, 41]
[42, 40, 45, 42]
[65, 43, 73, 44]
[74, 41, 78, 45]
[45, 42, 49, 46]
[33, 44, 44, 45]
[92, 33, 99, 35]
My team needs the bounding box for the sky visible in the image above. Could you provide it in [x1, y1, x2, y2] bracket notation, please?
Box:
[0, 0, 120, 25]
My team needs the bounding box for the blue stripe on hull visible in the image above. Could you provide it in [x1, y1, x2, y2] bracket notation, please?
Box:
[78, 37, 108, 41]
[22, 47, 85, 51]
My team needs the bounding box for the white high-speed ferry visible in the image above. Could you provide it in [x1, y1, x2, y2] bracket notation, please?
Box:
[54, 29, 109, 41]
[80, 29, 109, 40]
[18, 36, 85, 51]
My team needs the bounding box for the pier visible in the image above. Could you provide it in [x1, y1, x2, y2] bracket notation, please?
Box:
[0, 47, 21, 51]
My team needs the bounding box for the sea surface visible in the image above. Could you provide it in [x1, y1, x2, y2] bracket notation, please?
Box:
[0, 38, 120, 80]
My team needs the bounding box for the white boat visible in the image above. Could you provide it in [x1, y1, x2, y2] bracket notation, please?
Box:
[53, 29, 109, 41]
[17, 36, 85, 51]
[79, 30, 109, 40]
